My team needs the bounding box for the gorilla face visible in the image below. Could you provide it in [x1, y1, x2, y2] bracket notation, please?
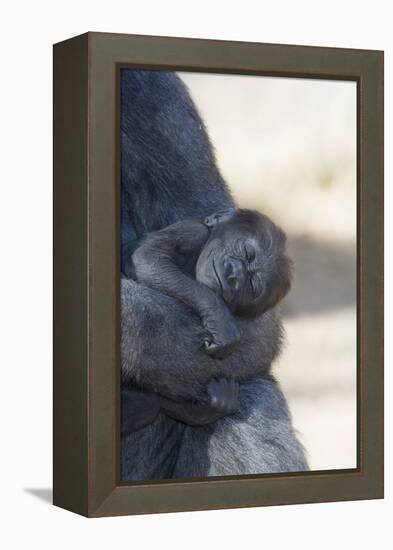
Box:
[195, 208, 292, 318]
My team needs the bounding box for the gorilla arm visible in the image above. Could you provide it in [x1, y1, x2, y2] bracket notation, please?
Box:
[121, 378, 240, 435]
[158, 378, 239, 426]
[121, 278, 283, 403]
[131, 220, 240, 356]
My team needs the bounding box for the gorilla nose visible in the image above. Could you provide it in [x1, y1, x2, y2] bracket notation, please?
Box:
[223, 258, 243, 292]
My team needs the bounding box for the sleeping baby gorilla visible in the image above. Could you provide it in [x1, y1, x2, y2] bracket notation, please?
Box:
[122, 207, 292, 431]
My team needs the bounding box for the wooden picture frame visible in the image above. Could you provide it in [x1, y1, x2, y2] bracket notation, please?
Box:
[53, 32, 384, 517]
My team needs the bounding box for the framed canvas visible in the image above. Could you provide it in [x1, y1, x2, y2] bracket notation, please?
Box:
[53, 32, 384, 517]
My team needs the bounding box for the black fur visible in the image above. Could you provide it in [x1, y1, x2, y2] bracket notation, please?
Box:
[120, 69, 233, 276]
[120, 69, 308, 479]
[131, 208, 292, 358]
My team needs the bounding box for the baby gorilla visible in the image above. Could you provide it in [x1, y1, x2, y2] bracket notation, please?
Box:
[122, 208, 292, 432]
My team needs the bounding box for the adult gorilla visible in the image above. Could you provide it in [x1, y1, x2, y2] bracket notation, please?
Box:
[120, 70, 308, 480]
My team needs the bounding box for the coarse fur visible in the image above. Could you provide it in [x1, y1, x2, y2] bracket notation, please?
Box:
[120, 69, 233, 276]
[131, 208, 292, 358]
[120, 69, 308, 479]
[121, 279, 282, 401]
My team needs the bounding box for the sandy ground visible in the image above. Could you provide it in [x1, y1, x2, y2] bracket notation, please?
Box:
[181, 72, 357, 471]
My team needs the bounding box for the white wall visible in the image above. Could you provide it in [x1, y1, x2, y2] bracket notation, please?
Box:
[0, 1, 391, 549]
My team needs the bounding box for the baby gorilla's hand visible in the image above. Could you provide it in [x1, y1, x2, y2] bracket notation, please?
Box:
[207, 378, 240, 415]
[159, 378, 240, 426]
[203, 307, 241, 358]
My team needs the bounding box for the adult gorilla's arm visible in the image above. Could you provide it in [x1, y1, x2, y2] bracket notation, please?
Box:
[121, 278, 283, 402]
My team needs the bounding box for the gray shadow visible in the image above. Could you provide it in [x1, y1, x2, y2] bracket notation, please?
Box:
[282, 235, 356, 318]
[24, 488, 53, 504]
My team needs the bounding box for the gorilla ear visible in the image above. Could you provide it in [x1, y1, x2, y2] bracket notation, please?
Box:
[204, 208, 237, 228]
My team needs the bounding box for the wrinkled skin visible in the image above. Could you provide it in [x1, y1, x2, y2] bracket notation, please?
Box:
[197, 208, 292, 319]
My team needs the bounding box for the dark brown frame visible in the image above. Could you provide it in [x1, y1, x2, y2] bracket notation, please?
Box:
[53, 32, 384, 517]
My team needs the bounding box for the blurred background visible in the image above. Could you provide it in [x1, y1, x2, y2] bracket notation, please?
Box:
[180, 72, 357, 471]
